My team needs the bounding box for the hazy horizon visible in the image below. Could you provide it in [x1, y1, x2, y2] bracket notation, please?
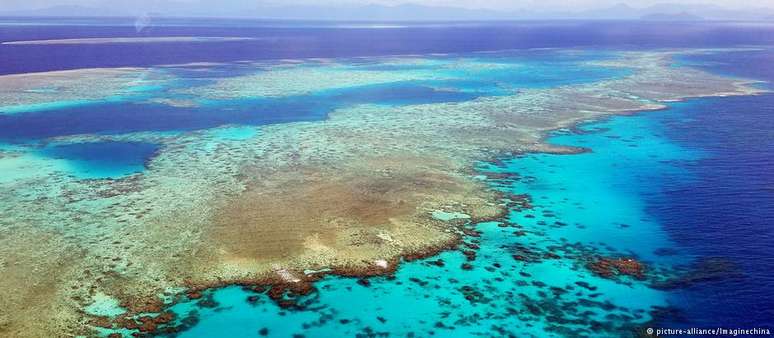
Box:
[2, 0, 774, 20]
[4, 0, 774, 11]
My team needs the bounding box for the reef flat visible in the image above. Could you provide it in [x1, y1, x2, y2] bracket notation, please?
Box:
[0, 68, 170, 114]
[0, 49, 763, 337]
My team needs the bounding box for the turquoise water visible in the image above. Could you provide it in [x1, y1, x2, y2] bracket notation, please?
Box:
[500, 108, 699, 264]
[139, 105, 700, 338]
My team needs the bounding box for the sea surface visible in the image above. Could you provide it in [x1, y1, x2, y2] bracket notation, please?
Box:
[3, 18, 774, 75]
[1, 18, 773, 337]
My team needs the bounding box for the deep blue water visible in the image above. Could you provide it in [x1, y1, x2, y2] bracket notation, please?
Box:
[3, 18, 774, 75]
[679, 48, 774, 81]
[657, 95, 774, 329]
[0, 83, 473, 141]
[0, 97, 331, 140]
[647, 50, 774, 329]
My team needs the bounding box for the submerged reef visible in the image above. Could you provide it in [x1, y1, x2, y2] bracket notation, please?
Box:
[0, 49, 765, 337]
[586, 257, 646, 280]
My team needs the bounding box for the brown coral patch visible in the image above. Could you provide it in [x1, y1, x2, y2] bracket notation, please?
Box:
[587, 256, 646, 280]
[209, 163, 451, 263]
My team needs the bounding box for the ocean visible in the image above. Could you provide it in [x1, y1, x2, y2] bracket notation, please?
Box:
[0, 18, 772, 337]
[3, 19, 774, 75]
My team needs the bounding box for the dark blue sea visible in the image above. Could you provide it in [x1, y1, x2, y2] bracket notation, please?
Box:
[3, 18, 774, 75]
[653, 50, 774, 330]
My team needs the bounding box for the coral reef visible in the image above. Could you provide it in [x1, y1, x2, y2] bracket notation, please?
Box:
[0, 49, 764, 336]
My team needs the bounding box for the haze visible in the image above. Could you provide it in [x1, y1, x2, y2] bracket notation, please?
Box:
[3, 0, 774, 20]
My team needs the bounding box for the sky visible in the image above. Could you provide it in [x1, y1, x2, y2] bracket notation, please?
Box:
[3, 0, 774, 12]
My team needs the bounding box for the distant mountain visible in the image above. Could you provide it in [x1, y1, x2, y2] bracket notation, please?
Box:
[562, 2, 773, 20]
[1, 2, 773, 21]
[639, 3, 766, 20]
[579, 3, 640, 19]
[641, 11, 704, 21]
[569, 2, 769, 20]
